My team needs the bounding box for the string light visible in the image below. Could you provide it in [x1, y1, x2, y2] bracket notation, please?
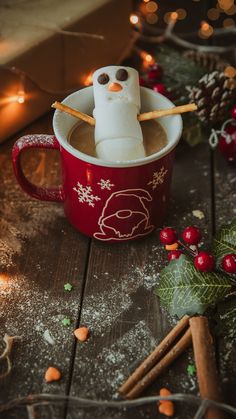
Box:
[83, 71, 94, 86]
[129, 13, 139, 25]
[224, 66, 236, 78]
[199, 21, 214, 38]
[139, 50, 155, 69]
[170, 11, 178, 21]
[164, 11, 179, 24]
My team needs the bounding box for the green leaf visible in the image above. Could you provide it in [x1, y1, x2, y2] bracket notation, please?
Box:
[213, 219, 236, 266]
[155, 255, 232, 317]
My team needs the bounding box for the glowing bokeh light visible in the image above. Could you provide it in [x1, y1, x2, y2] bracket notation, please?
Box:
[176, 8, 187, 20]
[223, 17, 235, 26]
[17, 90, 25, 104]
[199, 21, 214, 38]
[170, 11, 178, 21]
[0, 273, 10, 291]
[129, 13, 139, 25]
[207, 8, 220, 20]
[225, 4, 236, 14]
[146, 1, 158, 12]
[218, 0, 234, 10]
[83, 71, 94, 86]
[224, 66, 236, 78]
[146, 13, 158, 24]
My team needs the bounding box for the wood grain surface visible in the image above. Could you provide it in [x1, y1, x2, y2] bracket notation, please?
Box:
[0, 110, 235, 419]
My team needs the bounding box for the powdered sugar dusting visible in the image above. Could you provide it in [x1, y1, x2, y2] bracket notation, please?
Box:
[1, 272, 79, 397]
[0, 200, 63, 267]
[72, 320, 157, 399]
[82, 273, 144, 334]
[15, 135, 56, 151]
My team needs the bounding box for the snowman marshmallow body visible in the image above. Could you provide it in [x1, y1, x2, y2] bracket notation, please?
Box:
[92, 66, 145, 162]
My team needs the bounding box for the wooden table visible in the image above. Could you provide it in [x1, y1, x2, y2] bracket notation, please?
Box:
[0, 112, 235, 418]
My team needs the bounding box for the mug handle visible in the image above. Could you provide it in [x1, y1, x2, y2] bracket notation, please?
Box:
[12, 134, 65, 202]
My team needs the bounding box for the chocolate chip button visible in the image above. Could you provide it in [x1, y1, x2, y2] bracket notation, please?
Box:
[97, 73, 110, 85]
[116, 68, 128, 81]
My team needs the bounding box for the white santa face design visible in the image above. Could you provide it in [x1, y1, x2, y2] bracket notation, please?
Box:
[92, 66, 141, 110]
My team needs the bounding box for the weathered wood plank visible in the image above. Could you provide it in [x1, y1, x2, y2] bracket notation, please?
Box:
[0, 114, 90, 419]
[214, 150, 236, 408]
[68, 141, 213, 419]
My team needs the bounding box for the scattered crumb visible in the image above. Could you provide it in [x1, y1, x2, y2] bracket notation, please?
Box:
[74, 327, 89, 342]
[61, 317, 71, 326]
[187, 364, 196, 376]
[192, 210, 205, 219]
[64, 283, 73, 291]
[159, 387, 174, 416]
[43, 329, 55, 345]
[44, 366, 61, 383]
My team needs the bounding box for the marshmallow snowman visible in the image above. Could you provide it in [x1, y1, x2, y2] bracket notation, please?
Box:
[92, 66, 145, 162]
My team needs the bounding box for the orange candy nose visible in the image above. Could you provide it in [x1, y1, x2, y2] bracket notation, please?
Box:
[108, 82, 122, 92]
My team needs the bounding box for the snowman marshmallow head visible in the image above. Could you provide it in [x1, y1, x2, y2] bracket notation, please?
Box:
[92, 66, 141, 110]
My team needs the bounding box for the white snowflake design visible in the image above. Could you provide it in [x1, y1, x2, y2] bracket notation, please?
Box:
[73, 182, 101, 207]
[97, 179, 115, 190]
[147, 166, 168, 190]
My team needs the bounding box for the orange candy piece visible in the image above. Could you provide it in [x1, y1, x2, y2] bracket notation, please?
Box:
[165, 243, 179, 251]
[158, 387, 174, 417]
[74, 326, 89, 342]
[44, 367, 61, 383]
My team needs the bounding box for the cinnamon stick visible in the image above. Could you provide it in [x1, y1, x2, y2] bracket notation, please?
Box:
[52, 102, 95, 126]
[138, 103, 197, 122]
[124, 327, 192, 399]
[189, 316, 225, 419]
[118, 315, 190, 396]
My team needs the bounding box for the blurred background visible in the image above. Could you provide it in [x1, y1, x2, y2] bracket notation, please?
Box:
[0, 0, 235, 144]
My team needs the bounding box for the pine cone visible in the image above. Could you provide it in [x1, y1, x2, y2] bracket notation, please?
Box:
[183, 50, 230, 72]
[188, 71, 236, 124]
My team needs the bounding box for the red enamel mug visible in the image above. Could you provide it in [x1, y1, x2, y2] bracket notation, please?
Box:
[12, 87, 182, 242]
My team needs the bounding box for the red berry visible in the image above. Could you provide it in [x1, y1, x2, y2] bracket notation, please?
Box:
[194, 252, 214, 272]
[139, 77, 147, 87]
[221, 253, 236, 274]
[231, 105, 236, 120]
[153, 83, 167, 96]
[219, 124, 236, 163]
[148, 64, 163, 81]
[168, 250, 182, 261]
[182, 226, 202, 245]
[160, 227, 178, 245]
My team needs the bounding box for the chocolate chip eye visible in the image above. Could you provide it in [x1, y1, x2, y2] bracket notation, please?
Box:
[116, 68, 128, 81]
[97, 73, 109, 85]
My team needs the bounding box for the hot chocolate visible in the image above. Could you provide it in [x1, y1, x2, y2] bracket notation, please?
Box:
[68, 119, 167, 159]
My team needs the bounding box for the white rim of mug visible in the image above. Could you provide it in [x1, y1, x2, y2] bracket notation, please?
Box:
[52, 86, 183, 168]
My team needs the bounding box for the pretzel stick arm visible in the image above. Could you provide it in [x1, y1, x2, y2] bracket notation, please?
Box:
[138, 103, 197, 122]
[52, 102, 96, 126]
